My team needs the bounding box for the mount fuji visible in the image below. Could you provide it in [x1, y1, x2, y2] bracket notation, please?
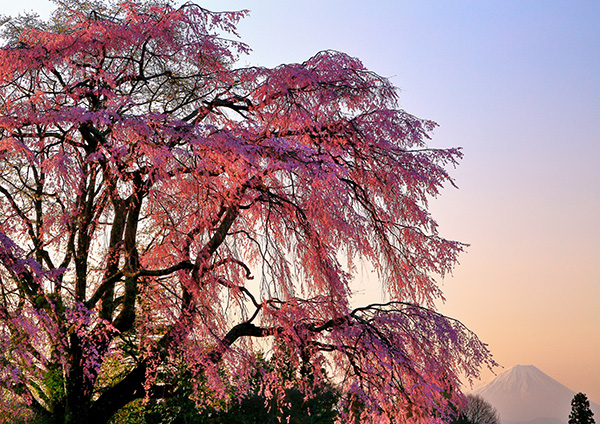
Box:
[473, 365, 599, 424]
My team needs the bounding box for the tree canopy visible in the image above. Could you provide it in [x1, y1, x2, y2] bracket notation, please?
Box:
[0, 1, 495, 423]
[569, 393, 596, 424]
[453, 394, 500, 424]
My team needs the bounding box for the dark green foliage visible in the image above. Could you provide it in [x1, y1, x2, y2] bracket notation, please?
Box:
[107, 352, 339, 424]
[569, 393, 596, 424]
[212, 386, 339, 424]
[107, 386, 338, 424]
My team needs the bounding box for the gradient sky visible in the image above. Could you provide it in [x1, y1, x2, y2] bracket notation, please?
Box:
[5, 0, 600, 404]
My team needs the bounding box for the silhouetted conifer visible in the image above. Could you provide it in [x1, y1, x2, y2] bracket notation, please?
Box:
[569, 393, 596, 424]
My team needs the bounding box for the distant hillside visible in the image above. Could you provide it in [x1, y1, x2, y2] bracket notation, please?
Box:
[474, 364, 599, 424]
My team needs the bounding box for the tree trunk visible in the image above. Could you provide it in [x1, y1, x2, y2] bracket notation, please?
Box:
[63, 334, 95, 424]
[87, 364, 147, 424]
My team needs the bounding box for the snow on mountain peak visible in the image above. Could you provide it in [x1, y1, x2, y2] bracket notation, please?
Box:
[479, 364, 572, 398]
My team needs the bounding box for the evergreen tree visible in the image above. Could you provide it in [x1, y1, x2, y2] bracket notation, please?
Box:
[569, 393, 596, 424]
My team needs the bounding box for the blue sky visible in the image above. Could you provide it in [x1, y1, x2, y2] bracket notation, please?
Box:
[5, 0, 600, 402]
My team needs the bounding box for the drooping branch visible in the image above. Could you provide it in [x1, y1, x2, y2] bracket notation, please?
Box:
[209, 257, 253, 279]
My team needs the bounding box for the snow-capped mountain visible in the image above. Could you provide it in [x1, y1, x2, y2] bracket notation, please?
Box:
[474, 364, 599, 424]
